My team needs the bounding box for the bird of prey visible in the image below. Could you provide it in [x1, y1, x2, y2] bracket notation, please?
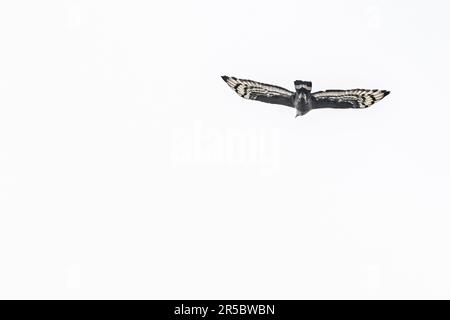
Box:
[221, 76, 390, 117]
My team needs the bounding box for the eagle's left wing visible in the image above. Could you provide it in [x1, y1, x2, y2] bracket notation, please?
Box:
[222, 76, 294, 107]
[312, 89, 390, 109]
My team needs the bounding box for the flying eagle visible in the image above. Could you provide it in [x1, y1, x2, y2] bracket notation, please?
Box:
[221, 76, 390, 117]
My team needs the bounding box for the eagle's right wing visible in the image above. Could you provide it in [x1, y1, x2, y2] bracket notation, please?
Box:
[222, 76, 294, 107]
[312, 89, 390, 109]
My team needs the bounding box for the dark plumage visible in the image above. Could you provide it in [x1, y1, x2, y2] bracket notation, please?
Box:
[221, 76, 390, 117]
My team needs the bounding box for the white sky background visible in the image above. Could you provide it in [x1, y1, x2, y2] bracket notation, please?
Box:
[0, 0, 449, 299]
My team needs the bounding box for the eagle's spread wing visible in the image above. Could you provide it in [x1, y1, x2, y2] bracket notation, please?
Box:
[312, 89, 390, 109]
[222, 76, 294, 107]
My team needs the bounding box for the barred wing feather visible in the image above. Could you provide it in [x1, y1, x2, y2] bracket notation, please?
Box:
[222, 76, 294, 107]
[312, 89, 390, 109]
